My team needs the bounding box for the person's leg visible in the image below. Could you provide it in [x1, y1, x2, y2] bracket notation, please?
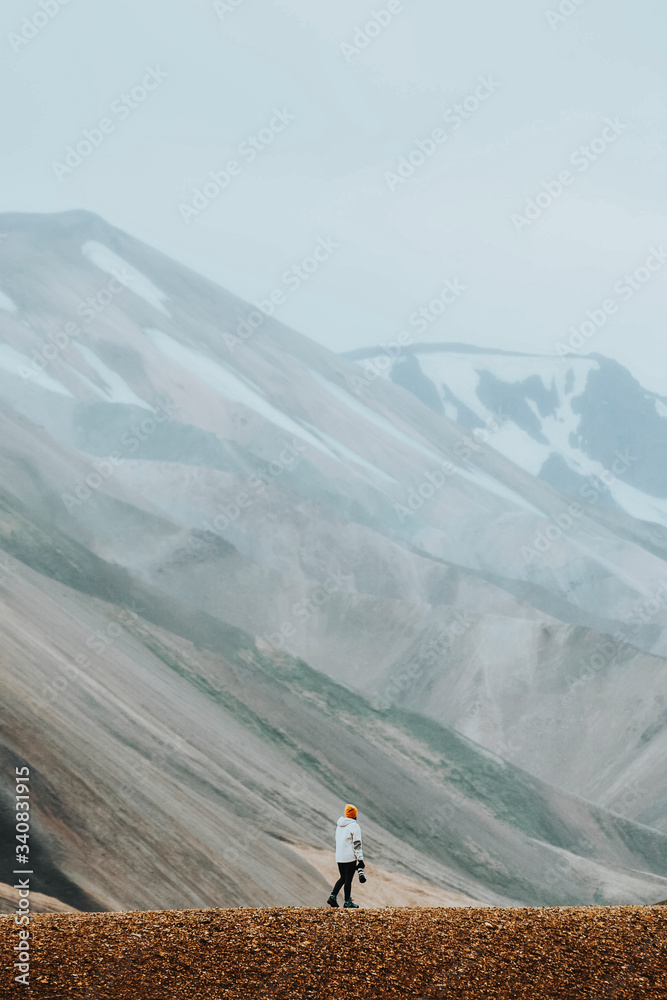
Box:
[343, 861, 356, 901]
[331, 862, 347, 897]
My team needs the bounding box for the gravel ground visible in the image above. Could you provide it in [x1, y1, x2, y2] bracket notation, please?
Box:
[1, 905, 665, 998]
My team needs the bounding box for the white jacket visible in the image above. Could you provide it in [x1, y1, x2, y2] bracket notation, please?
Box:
[335, 816, 363, 863]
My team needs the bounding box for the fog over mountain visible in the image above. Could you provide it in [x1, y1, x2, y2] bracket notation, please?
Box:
[3, 0, 667, 382]
[1, 210, 666, 910]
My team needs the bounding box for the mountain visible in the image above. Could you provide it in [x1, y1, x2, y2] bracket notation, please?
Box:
[1, 210, 667, 908]
[344, 342, 667, 527]
[2, 500, 667, 910]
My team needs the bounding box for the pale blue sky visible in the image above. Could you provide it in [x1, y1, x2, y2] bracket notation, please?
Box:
[2, 0, 666, 388]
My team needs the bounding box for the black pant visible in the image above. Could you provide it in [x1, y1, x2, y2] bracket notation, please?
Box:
[332, 861, 356, 900]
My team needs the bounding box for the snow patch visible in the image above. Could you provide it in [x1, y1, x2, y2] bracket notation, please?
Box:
[606, 479, 667, 525]
[82, 242, 171, 316]
[494, 423, 551, 477]
[305, 366, 448, 467]
[302, 423, 398, 484]
[144, 329, 338, 458]
[71, 344, 150, 408]
[454, 466, 543, 514]
[418, 354, 484, 418]
[145, 331, 398, 484]
[0, 345, 73, 396]
[414, 351, 598, 414]
[0, 290, 18, 313]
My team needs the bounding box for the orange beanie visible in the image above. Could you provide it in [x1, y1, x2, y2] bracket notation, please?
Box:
[344, 804, 357, 819]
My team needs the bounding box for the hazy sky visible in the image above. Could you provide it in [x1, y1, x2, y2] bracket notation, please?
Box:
[3, 0, 666, 388]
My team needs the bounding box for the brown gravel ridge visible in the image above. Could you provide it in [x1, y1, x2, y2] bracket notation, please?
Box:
[2, 905, 666, 999]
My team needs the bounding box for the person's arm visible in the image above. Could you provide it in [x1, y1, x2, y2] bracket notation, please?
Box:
[352, 822, 363, 863]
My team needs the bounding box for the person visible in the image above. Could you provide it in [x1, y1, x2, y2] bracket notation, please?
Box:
[327, 803, 365, 908]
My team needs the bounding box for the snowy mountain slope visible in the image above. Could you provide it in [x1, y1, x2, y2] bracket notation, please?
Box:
[345, 343, 667, 527]
[3, 212, 667, 637]
[1, 211, 667, 878]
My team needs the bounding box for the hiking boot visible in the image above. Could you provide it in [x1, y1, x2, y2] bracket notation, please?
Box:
[326, 894, 339, 908]
[343, 899, 359, 908]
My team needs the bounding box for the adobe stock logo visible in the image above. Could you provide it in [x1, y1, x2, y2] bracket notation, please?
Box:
[179, 107, 295, 223]
[213, 0, 247, 15]
[545, 0, 590, 30]
[512, 118, 630, 233]
[52, 67, 168, 180]
[340, 0, 413, 62]
[222, 236, 340, 352]
[7, 0, 73, 53]
[555, 247, 667, 355]
[384, 76, 500, 191]
[521, 450, 636, 563]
